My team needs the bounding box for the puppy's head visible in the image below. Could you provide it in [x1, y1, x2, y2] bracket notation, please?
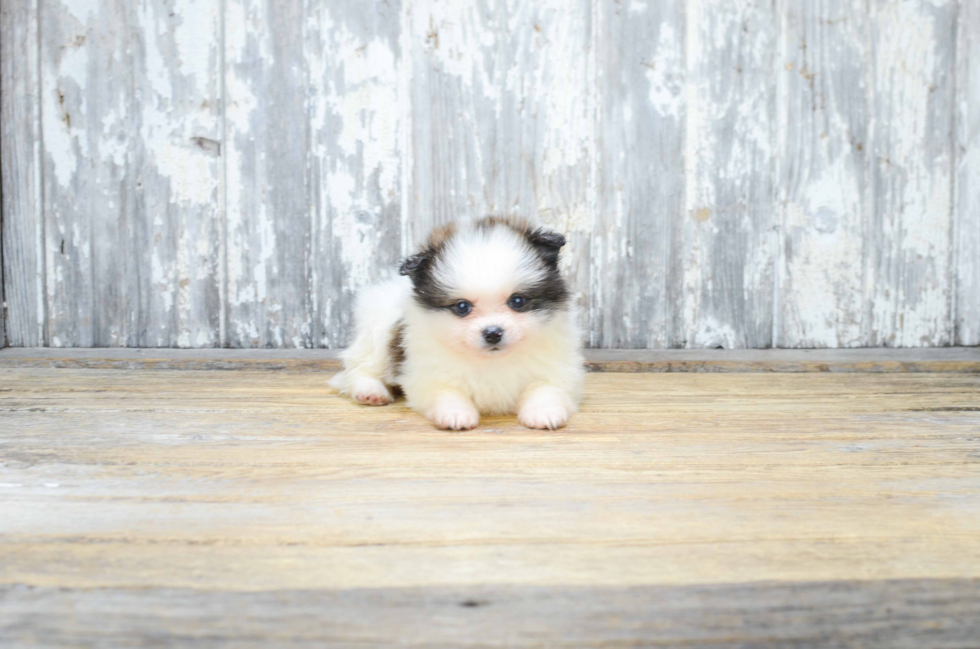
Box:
[399, 217, 569, 356]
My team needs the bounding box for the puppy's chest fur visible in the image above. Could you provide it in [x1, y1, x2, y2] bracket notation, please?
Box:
[388, 314, 581, 416]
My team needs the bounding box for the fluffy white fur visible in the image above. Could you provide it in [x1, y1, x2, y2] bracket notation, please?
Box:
[330, 221, 584, 430]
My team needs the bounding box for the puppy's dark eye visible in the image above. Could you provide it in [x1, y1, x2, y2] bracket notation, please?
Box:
[507, 295, 526, 311]
[450, 300, 472, 317]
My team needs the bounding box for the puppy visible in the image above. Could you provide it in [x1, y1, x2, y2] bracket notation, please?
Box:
[329, 216, 584, 430]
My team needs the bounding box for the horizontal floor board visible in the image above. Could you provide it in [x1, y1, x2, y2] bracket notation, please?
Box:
[1, 347, 978, 373]
[2, 368, 979, 645]
[3, 579, 979, 648]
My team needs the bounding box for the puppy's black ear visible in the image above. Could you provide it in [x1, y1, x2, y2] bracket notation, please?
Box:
[399, 252, 429, 277]
[525, 228, 566, 266]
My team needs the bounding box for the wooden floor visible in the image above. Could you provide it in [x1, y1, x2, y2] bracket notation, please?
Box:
[1, 361, 980, 646]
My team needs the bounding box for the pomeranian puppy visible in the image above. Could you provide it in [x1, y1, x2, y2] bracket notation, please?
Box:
[329, 216, 584, 430]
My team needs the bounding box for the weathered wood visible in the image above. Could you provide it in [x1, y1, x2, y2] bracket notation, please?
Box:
[955, 0, 980, 346]
[0, 369, 979, 644]
[681, 0, 778, 349]
[224, 0, 312, 348]
[2, 346, 980, 373]
[38, 1, 222, 347]
[3, 580, 979, 647]
[865, 0, 956, 347]
[305, 0, 404, 348]
[2, 1, 978, 349]
[41, 0, 131, 346]
[592, 0, 683, 348]
[132, 0, 223, 347]
[1, 0, 44, 347]
[0, 347, 344, 372]
[776, 0, 868, 348]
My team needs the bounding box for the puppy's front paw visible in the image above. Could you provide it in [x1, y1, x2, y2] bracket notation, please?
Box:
[432, 405, 480, 431]
[519, 404, 569, 430]
[353, 377, 392, 406]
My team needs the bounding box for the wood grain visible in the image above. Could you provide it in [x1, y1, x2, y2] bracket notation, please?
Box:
[865, 0, 956, 347]
[593, 0, 684, 348]
[2, 346, 979, 373]
[1, 0, 44, 347]
[776, 0, 868, 348]
[306, 0, 404, 348]
[0, 368, 979, 644]
[681, 0, 778, 349]
[955, 0, 980, 347]
[3, 580, 979, 647]
[41, 0, 131, 346]
[133, 0, 223, 348]
[2, 1, 978, 349]
[224, 0, 312, 348]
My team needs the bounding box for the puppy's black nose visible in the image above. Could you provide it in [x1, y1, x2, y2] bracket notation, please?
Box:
[482, 326, 504, 345]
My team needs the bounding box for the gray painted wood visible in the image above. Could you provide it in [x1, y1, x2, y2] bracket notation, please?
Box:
[2, 346, 979, 373]
[42, 0, 130, 346]
[1, 0, 44, 347]
[306, 0, 404, 348]
[1, 0, 977, 348]
[224, 0, 311, 348]
[3, 580, 979, 647]
[133, 0, 223, 348]
[593, 0, 684, 349]
[680, 0, 778, 349]
[865, 0, 956, 347]
[776, 0, 869, 348]
[38, 0, 222, 348]
[956, 0, 980, 347]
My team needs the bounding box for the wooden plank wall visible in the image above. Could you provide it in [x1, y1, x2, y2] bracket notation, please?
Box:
[1, 0, 976, 349]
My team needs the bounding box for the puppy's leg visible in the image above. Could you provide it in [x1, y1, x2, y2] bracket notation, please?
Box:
[518, 383, 576, 430]
[350, 375, 393, 406]
[329, 277, 409, 406]
[329, 323, 395, 406]
[425, 390, 480, 431]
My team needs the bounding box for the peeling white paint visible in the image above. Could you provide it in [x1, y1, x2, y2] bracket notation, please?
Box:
[61, 0, 100, 23]
[646, 22, 682, 119]
[43, 46, 88, 189]
[11, 0, 971, 349]
[868, 0, 953, 347]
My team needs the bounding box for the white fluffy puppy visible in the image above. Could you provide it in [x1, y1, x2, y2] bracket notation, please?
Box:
[330, 216, 584, 430]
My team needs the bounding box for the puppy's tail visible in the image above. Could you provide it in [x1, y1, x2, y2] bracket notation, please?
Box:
[327, 370, 347, 394]
[329, 276, 411, 396]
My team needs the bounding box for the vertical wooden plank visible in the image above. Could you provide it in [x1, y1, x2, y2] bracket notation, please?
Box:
[225, 0, 311, 348]
[955, 0, 980, 346]
[775, 1, 869, 348]
[865, 0, 956, 347]
[407, 0, 594, 337]
[133, 0, 223, 347]
[593, 0, 684, 348]
[1, 0, 44, 346]
[41, 0, 132, 346]
[40, 0, 222, 347]
[306, 0, 403, 348]
[681, 0, 778, 349]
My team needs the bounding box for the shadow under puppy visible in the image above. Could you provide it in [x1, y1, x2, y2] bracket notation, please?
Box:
[330, 216, 584, 430]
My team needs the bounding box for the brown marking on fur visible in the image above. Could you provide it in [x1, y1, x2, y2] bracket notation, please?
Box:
[388, 322, 406, 374]
[476, 215, 533, 237]
[426, 222, 457, 248]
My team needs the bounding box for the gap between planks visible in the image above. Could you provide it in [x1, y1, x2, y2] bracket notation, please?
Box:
[0, 347, 978, 373]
